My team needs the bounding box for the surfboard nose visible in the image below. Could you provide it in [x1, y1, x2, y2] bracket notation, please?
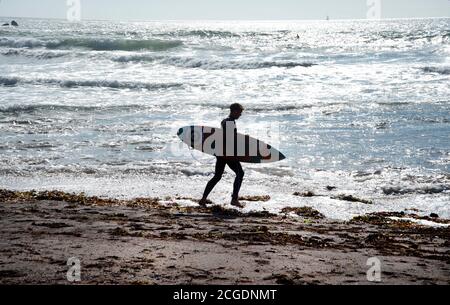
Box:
[279, 152, 286, 161]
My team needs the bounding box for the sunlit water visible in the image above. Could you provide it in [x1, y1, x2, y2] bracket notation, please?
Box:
[1, 18, 449, 220]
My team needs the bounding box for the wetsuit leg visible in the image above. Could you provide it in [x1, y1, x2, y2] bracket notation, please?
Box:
[202, 157, 226, 199]
[226, 160, 244, 200]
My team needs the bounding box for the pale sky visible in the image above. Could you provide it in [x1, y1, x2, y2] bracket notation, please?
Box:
[0, 0, 449, 20]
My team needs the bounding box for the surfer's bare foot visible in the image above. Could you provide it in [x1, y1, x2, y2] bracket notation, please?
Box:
[231, 199, 244, 208]
[198, 198, 209, 207]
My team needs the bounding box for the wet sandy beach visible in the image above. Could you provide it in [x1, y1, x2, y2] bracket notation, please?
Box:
[0, 189, 449, 285]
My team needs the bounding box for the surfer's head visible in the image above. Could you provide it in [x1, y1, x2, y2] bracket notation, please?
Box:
[229, 103, 244, 120]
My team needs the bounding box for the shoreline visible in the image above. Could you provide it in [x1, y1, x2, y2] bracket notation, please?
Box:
[0, 189, 449, 284]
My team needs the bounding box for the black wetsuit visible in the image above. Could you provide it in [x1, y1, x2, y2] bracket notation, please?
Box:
[202, 117, 244, 201]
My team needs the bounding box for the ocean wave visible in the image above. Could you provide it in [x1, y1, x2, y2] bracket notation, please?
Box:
[113, 54, 163, 63]
[113, 54, 316, 70]
[0, 104, 144, 115]
[158, 30, 241, 38]
[0, 165, 183, 176]
[377, 31, 448, 42]
[250, 61, 316, 69]
[191, 102, 315, 112]
[0, 48, 71, 59]
[0, 76, 185, 90]
[2, 45, 316, 70]
[162, 57, 317, 70]
[0, 76, 19, 86]
[382, 185, 449, 195]
[0, 37, 183, 51]
[0, 37, 45, 48]
[421, 66, 450, 75]
[250, 105, 313, 112]
[59, 79, 183, 90]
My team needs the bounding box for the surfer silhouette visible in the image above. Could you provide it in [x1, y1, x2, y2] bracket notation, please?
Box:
[199, 103, 245, 208]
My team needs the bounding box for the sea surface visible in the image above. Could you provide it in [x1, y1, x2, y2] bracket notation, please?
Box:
[0, 17, 449, 220]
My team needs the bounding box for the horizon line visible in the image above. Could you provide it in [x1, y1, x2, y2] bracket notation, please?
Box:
[1, 15, 449, 23]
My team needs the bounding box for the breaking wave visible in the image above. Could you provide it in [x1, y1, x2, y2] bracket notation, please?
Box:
[0, 104, 144, 115]
[0, 37, 183, 51]
[113, 54, 316, 70]
[158, 29, 241, 38]
[0, 76, 19, 86]
[0, 48, 71, 59]
[0, 76, 185, 90]
[2, 47, 317, 70]
[422, 66, 450, 75]
[382, 185, 449, 195]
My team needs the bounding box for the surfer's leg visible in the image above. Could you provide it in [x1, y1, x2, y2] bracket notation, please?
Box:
[201, 157, 226, 200]
[227, 161, 244, 200]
